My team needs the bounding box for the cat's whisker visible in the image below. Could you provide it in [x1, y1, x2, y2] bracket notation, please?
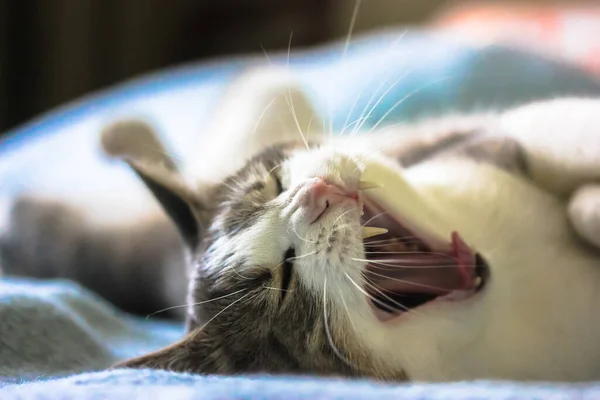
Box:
[341, 30, 408, 135]
[196, 291, 256, 333]
[326, 0, 363, 142]
[146, 288, 248, 318]
[249, 97, 277, 140]
[362, 280, 427, 317]
[363, 250, 453, 256]
[266, 161, 286, 177]
[364, 270, 454, 292]
[283, 90, 310, 150]
[260, 43, 273, 64]
[323, 277, 357, 370]
[364, 236, 421, 244]
[332, 208, 356, 227]
[337, 284, 357, 333]
[340, 116, 370, 135]
[288, 251, 317, 261]
[305, 115, 316, 143]
[362, 262, 459, 271]
[361, 211, 389, 228]
[229, 264, 254, 281]
[290, 225, 317, 244]
[352, 254, 455, 265]
[282, 31, 310, 151]
[368, 77, 452, 135]
[364, 243, 427, 249]
[341, 0, 362, 61]
[351, 69, 413, 136]
[370, 250, 455, 259]
[344, 272, 419, 316]
[262, 285, 294, 292]
[364, 236, 423, 247]
[287, 29, 293, 66]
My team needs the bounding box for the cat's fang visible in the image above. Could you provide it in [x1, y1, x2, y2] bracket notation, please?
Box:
[358, 181, 382, 190]
[361, 227, 388, 239]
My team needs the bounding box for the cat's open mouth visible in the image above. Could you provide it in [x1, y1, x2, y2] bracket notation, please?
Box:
[359, 196, 489, 322]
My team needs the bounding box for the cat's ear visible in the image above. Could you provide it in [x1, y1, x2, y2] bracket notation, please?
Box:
[112, 329, 216, 373]
[186, 66, 325, 184]
[101, 120, 207, 249]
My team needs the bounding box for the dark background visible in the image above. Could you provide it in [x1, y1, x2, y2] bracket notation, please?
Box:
[0, 0, 457, 135]
[0, 0, 574, 135]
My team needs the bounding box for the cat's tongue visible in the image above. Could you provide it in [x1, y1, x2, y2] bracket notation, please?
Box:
[365, 232, 477, 295]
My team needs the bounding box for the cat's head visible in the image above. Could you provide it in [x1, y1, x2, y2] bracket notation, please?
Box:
[105, 69, 576, 381]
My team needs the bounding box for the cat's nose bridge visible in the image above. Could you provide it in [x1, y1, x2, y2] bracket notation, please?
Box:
[299, 177, 359, 224]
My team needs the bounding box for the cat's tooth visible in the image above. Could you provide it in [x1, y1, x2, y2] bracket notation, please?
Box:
[361, 227, 388, 239]
[358, 181, 382, 190]
[474, 277, 482, 289]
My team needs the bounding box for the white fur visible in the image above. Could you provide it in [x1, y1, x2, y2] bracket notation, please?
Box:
[203, 69, 600, 382]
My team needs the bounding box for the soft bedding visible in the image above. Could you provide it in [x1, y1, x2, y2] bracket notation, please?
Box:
[2, 29, 600, 399]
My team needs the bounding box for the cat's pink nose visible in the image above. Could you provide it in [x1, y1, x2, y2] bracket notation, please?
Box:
[302, 178, 359, 223]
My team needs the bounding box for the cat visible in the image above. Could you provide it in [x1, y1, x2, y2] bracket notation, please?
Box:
[2, 66, 600, 382]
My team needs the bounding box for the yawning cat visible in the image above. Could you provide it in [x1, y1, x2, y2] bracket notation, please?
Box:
[2, 66, 600, 382]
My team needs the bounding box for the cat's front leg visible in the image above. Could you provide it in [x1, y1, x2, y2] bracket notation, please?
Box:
[497, 98, 600, 250]
[499, 97, 600, 196]
[568, 184, 600, 249]
[0, 194, 188, 317]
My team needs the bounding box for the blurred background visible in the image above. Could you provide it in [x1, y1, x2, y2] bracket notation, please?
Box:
[1, 0, 598, 135]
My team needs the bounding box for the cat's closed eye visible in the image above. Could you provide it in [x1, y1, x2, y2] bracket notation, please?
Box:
[279, 247, 295, 302]
[273, 173, 284, 195]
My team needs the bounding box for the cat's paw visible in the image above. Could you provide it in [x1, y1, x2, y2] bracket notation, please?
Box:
[0, 195, 86, 277]
[568, 184, 600, 250]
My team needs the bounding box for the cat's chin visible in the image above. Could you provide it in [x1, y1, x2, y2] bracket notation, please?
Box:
[357, 160, 489, 322]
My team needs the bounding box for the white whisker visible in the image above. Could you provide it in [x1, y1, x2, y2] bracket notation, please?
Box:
[352, 255, 455, 266]
[282, 31, 310, 150]
[327, 0, 363, 141]
[341, 30, 408, 134]
[262, 285, 294, 292]
[324, 277, 356, 370]
[146, 288, 248, 319]
[196, 291, 256, 332]
[229, 264, 254, 281]
[332, 208, 356, 226]
[266, 161, 286, 176]
[364, 270, 454, 292]
[288, 251, 318, 261]
[368, 77, 451, 134]
[340, 116, 370, 135]
[337, 285, 357, 332]
[344, 272, 428, 317]
[289, 224, 317, 244]
[364, 236, 421, 244]
[362, 280, 420, 315]
[361, 211, 389, 228]
[352, 69, 413, 135]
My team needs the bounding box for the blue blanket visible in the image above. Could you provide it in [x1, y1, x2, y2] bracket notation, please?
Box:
[2, 278, 600, 399]
[3, 29, 600, 399]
